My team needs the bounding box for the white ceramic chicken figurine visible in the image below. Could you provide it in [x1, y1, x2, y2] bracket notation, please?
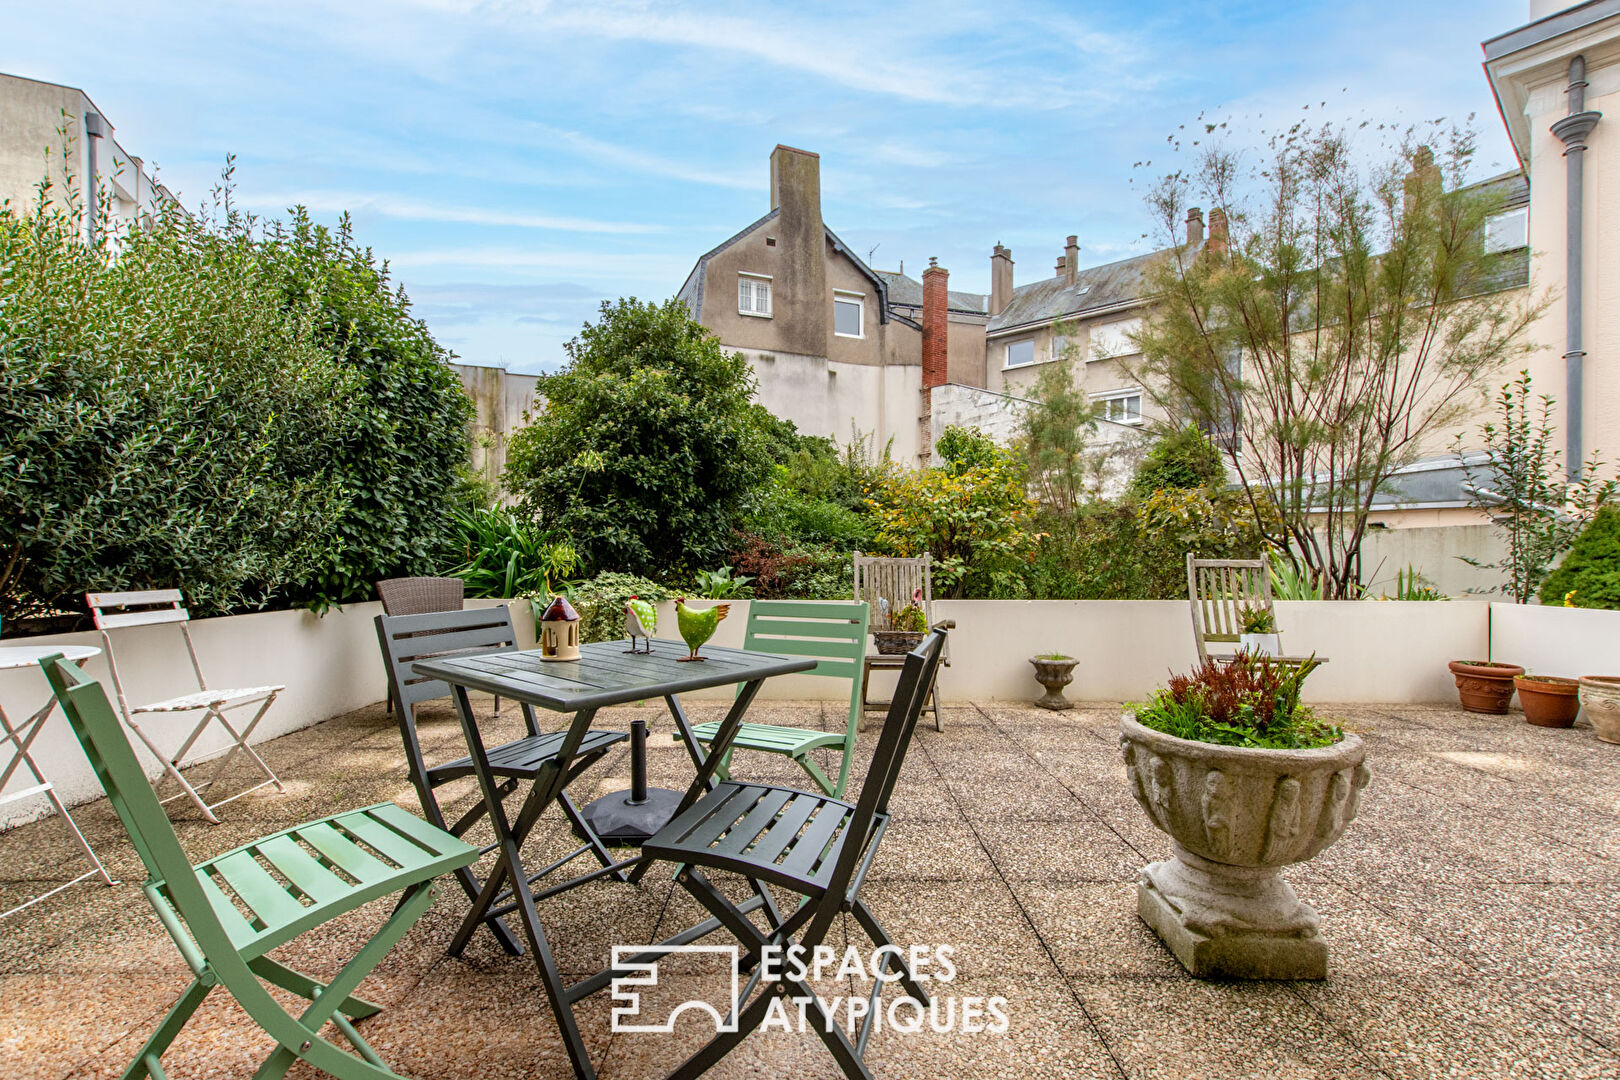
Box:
[624, 596, 657, 654]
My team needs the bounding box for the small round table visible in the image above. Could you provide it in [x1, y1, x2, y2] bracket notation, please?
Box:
[0, 644, 118, 917]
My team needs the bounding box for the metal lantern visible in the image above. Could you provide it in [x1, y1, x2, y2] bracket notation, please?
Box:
[537, 595, 581, 661]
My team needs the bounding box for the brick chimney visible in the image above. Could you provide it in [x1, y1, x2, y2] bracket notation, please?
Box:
[920, 257, 949, 464]
[768, 145, 828, 359]
[1055, 255, 1066, 276]
[990, 244, 1013, 316]
[1205, 208, 1229, 257]
[1185, 207, 1204, 249]
[1064, 235, 1079, 287]
[1403, 144, 1441, 215]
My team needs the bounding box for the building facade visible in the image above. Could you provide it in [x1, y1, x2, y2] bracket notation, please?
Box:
[1, 71, 176, 242]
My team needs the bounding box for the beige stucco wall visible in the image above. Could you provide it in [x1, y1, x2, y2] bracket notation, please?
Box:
[946, 313, 988, 387]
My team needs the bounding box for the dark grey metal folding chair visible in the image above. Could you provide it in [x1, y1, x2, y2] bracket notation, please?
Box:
[638, 628, 948, 1080]
[375, 607, 627, 955]
[375, 576, 507, 718]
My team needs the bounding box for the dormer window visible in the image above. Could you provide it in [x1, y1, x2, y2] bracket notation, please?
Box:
[739, 273, 772, 317]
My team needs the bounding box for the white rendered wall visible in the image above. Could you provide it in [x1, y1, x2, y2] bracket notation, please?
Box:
[1489, 602, 1620, 678]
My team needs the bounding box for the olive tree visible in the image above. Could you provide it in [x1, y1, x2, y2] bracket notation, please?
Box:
[1129, 122, 1543, 597]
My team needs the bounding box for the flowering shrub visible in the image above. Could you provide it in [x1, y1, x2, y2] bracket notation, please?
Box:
[867, 454, 1041, 598]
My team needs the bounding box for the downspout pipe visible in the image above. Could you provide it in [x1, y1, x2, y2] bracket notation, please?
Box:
[83, 111, 106, 247]
[1551, 55, 1601, 479]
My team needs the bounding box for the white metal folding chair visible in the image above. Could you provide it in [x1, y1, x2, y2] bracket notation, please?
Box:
[86, 590, 285, 824]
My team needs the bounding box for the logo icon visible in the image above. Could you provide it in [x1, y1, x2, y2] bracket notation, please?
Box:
[610, 945, 741, 1033]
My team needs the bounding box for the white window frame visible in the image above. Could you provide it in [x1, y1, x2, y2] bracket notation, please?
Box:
[1484, 207, 1528, 254]
[1092, 387, 1144, 425]
[1002, 338, 1036, 369]
[738, 273, 773, 318]
[833, 290, 865, 338]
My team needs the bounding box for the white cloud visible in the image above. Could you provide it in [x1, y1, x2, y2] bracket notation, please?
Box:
[237, 190, 660, 233]
[389, 245, 694, 279]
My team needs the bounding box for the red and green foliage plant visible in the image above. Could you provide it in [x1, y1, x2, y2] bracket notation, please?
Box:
[1135, 654, 1341, 749]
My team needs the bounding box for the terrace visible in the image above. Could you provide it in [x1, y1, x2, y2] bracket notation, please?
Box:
[3, 684, 1617, 1080]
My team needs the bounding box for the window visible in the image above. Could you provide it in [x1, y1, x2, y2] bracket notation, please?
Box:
[834, 291, 864, 337]
[1004, 339, 1035, 368]
[738, 274, 772, 317]
[1093, 389, 1143, 425]
[1090, 317, 1142, 359]
[1484, 207, 1528, 253]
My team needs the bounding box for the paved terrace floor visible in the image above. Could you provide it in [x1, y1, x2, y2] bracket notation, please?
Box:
[2, 696, 1618, 1080]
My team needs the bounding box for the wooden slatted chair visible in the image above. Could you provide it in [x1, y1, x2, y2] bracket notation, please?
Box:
[853, 552, 949, 731]
[679, 600, 868, 798]
[375, 607, 628, 955]
[640, 628, 948, 1080]
[87, 589, 284, 824]
[41, 654, 478, 1080]
[1186, 554, 1328, 667]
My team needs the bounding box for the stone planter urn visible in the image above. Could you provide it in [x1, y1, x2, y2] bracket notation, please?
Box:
[1578, 676, 1620, 744]
[1448, 660, 1525, 714]
[1515, 675, 1581, 728]
[1029, 656, 1078, 711]
[1119, 714, 1370, 980]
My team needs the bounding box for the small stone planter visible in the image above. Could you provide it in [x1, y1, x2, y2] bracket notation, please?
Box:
[1515, 675, 1581, 728]
[1119, 714, 1370, 980]
[1448, 660, 1525, 714]
[1029, 656, 1078, 711]
[1578, 676, 1620, 743]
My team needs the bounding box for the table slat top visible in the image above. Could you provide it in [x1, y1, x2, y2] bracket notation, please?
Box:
[412, 639, 816, 711]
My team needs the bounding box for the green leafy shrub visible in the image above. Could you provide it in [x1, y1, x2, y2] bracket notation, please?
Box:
[935, 425, 1002, 476]
[890, 603, 928, 632]
[1133, 655, 1341, 749]
[569, 571, 673, 644]
[0, 182, 354, 625]
[1539, 505, 1620, 609]
[1130, 425, 1225, 498]
[444, 508, 577, 599]
[691, 566, 754, 599]
[259, 208, 473, 610]
[504, 299, 774, 579]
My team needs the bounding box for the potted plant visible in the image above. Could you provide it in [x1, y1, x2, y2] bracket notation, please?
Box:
[1447, 660, 1525, 714]
[873, 601, 928, 655]
[1238, 604, 1280, 658]
[1514, 674, 1581, 728]
[1119, 655, 1369, 980]
[1578, 676, 1620, 743]
[1029, 654, 1079, 711]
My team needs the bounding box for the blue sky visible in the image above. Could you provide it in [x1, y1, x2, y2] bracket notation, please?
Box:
[4, 1, 1527, 373]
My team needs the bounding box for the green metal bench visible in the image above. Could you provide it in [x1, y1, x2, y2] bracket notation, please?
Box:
[680, 600, 868, 797]
[41, 654, 479, 1080]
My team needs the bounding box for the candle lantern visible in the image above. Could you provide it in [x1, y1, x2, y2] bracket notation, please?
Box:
[537, 595, 581, 661]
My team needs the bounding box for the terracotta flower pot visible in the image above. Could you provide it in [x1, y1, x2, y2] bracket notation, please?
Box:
[1448, 660, 1525, 714]
[1578, 676, 1620, 744]
[1514, 675, 1581, 728]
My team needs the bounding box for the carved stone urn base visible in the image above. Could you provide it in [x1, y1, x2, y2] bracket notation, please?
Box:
[1137, 843, 1327, 980]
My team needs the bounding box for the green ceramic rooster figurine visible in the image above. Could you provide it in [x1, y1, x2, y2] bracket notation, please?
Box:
[674, 598, 730, 662]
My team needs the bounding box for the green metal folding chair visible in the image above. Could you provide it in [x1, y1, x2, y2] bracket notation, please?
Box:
[679, 600, 868, 798]
[41, 655, 479, 1080]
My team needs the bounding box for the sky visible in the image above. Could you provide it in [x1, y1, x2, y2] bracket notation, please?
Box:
[3, 0, 1530, 373]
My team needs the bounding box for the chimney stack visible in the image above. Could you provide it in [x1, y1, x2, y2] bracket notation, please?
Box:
[768, 145, 828, 359]
[1055, 255, 1067, 276]
[990, 244, 1013, 316]
[1185, 207, 1204, 249]
[920, 257, 950, 465]
[1206, 208, 1229, 257]
[1403, 144, 1441, 215]
[1064, 235, 1079, 287]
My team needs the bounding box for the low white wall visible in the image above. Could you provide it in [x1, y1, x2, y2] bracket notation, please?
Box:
[1489, 602, 1620, 678]
[0, 598, 530, 827]
[650, 599, 1490, 707]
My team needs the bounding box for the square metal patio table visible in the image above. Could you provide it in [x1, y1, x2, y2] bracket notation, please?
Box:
[412, 637, 816, 1080]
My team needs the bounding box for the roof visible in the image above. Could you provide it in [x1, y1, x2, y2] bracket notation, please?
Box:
[677, 212, 892, 325]
[1482, 0, 1620, 62]
[873, 270, 988, 315]
[1482, 1, 1620, 167]
[539, 595, 579, 622]
[987, 249, 1163, 336]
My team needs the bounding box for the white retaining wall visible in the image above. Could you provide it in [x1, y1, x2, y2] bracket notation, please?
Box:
[650, 599, 1493, 707]
[1489, 602, 1620, 678]
[0, 599, 531, 827]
